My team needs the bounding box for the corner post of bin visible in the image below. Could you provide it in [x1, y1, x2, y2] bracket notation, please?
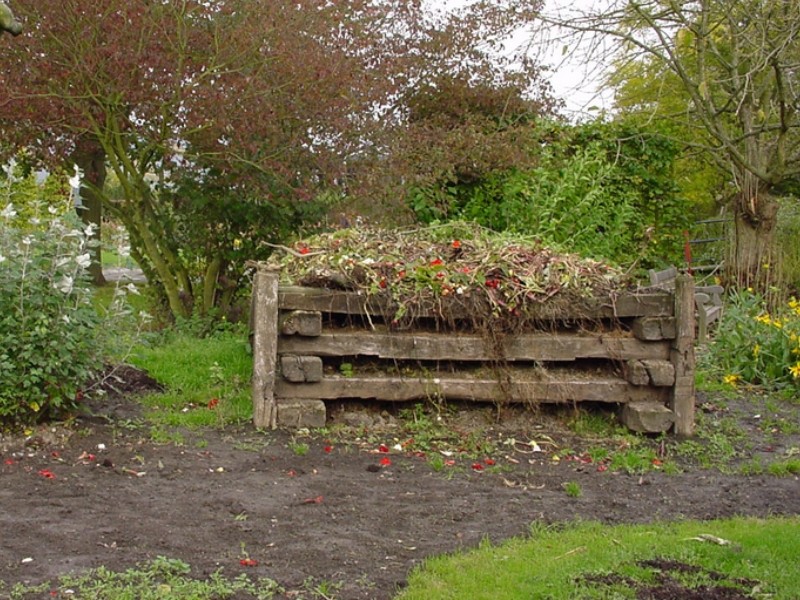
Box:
[251, 266, 280, 429]
[670, 273, 696, 436]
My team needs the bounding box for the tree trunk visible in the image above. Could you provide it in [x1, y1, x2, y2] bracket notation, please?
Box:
[71, 138, 107, 286]
[728, 185, 780, 293]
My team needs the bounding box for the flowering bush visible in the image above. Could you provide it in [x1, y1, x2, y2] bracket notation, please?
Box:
[0, 175, 103, 424]
[704, 288, 800, 391]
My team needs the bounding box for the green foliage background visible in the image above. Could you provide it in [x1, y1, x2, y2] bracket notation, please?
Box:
[409, 120, 691, 267]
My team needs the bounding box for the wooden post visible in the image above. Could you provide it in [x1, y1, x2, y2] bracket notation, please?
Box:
[251, 268, 280, 429]
[670, 274, 696, 436]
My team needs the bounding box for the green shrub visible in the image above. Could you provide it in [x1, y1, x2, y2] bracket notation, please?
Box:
[408, 120, 690, 268]
[701, 288, 800, 390]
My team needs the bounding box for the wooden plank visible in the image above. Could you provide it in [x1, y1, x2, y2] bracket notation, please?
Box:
[275, 374, 668, 404]
[251, 269, 280, 429]
[669, 274, 696, 436]
[278, 331, 670, 362]
[278, 286, 673, 320]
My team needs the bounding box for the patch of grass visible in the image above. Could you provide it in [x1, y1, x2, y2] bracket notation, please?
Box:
[3, 555, 282, 599]
[397, 517, 800, 600]
[563, 481, 582, 498]
[130, 330, 252, 432]
[566, 408, 626, 437]
[767, 457, 800, 477]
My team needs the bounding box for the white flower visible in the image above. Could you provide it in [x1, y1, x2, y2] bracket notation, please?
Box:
[1, 203, 17, 219]
[117, 244, 131, 258]
[84, 223, 97, 238]
[21, 236, 32, 246]
[48, 205, 58, 215]
[55, 275, 74, 294]
[76, 253, 92, 269]
[0, 254, 6, 263]
[126, 283, 141, 295]
[62, 314, 71, 324]
[29, 217, 41, 226]
[68, 164, 83, 190]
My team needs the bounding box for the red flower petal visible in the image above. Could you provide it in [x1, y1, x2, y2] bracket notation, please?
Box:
[302, 495, 324, 504]
[3, 459, 14, 465]
[597, 464, 608, 472]
[378, 444, 389, 453]
[379, 457, 392, 467]
[324, 445, 333, 454]
[452, 240, 461, 249]
[471, 463, 484, 471]
[239, 558, 258, 567]
[484, 458, 496, 466]
[444, 459, 456, 467]
[207, 398, 219, 409]
[38, 469, 56, 479]
[430, 258, 443, 266]
[299, 247, 310, 255]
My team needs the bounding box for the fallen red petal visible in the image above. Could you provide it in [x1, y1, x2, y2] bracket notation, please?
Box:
[302, 495, 324, 504]
[4, 459, 14, 465]
[379, 457, 392, 467]
[471, 463, 484, 471]
[207, 398, 219, 409]
[239, 558, 258, 567]
[484, 458, 496, 466]
[324, 445, 333, 454]
[378, 444, 389, 453]
[38, 469, 56, 479]
[597, 464, 608, 472]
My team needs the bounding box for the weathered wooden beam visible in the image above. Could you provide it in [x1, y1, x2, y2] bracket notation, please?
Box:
[251, 269, 280, 429]
[278, 331, 670, 362]
[275, 374, 668, 404]
[277, 286, 673, 320]
[670, 274, 696, 436]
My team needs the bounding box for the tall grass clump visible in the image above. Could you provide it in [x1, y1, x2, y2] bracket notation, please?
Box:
[701, 287, 800, 392]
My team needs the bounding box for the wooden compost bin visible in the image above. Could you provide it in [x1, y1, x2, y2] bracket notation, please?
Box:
[251, 268, 697, 435]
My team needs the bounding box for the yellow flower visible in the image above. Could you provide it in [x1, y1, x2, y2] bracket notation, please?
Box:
[790, 363, 800, 379]
[723, 374, 741, 387]
[752, 344, 760, 357]
[755, 313, 772, 325]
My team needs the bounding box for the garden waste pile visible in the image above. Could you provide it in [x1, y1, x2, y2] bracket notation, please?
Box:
[266, 222, 629, 330]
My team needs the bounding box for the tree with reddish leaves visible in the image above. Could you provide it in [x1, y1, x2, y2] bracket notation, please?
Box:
[0, 0, 551, 319]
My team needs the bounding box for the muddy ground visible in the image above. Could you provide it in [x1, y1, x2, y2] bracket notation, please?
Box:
[1, 368, 798, 599]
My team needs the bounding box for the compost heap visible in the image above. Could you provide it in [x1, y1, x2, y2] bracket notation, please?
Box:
[268, 222, 630, 331]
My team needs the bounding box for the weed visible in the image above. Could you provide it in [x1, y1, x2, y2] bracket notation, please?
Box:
[301, 576, 343, 600]
[609, 447, 658, 475]
[5, 555, 282, 599]
[289, 440, 310, 456]
[563, 481, 582, 498]
[428, 454, 446, 472]
[149, 426, 185, 446]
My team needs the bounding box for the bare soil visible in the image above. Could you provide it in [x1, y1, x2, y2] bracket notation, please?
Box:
[1, 368, 798, 599]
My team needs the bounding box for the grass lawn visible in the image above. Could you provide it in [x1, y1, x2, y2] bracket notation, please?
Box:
[397, 517, 800, 599]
